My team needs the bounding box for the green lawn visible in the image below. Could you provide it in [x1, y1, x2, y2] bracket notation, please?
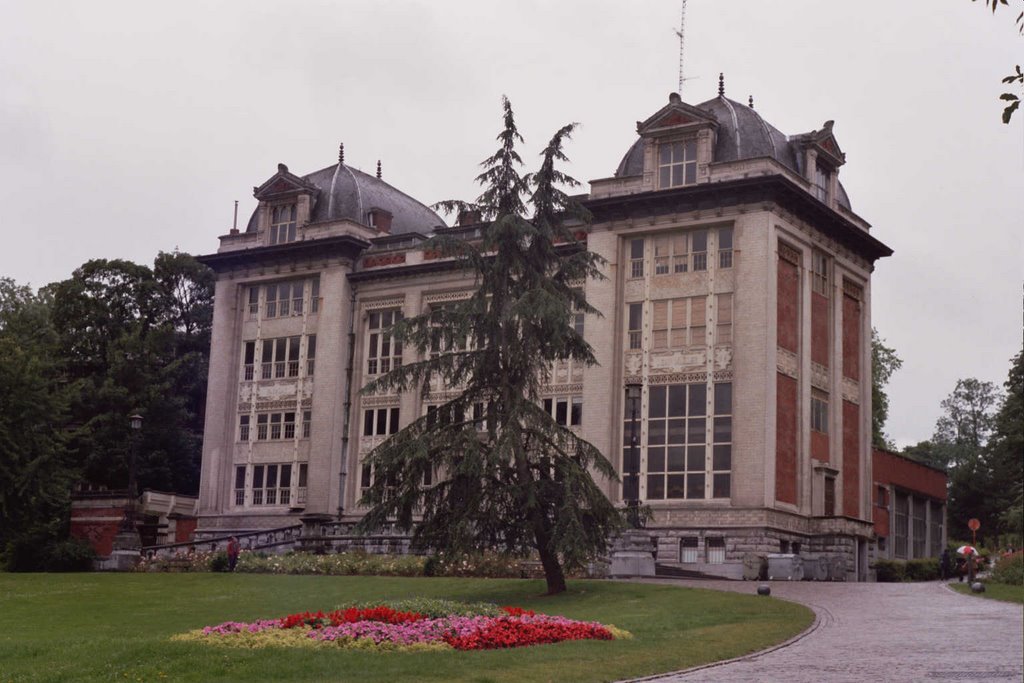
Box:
[0, 574, 811, 683]
[949, 581, 1024, 605]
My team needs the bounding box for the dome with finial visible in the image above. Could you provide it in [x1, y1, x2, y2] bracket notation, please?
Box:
[613, 89, 853, 210]
[247, 145, 444, 234]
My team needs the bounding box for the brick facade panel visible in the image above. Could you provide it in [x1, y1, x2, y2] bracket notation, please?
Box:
[776, 373, 798, 505]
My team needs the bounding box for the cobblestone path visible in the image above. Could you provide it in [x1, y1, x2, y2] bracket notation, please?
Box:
[624, 579, 1023, 683]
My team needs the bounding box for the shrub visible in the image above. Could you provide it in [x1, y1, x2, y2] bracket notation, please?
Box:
[873, 559, 906, 582]
[904, 558, 939, 581]
[209, 551, 230, 573]
[235, 551, 427, 577]
[44, 539, 96, 572]
[990, 551, 1024, 585]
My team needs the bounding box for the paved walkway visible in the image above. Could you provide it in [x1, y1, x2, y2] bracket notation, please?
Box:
[624, 579, 1023, 683]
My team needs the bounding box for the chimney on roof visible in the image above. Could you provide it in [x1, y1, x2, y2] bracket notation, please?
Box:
[457, 209, 482, 226]
[278, 163, 288, 174]
[230, 199, 239, 235]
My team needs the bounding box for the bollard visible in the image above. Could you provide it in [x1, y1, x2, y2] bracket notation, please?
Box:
[970, 582, 985, 593]
[757, 584, 771, 596]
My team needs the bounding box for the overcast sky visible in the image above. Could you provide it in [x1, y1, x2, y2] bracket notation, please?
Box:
[1, 0, 1020, 448]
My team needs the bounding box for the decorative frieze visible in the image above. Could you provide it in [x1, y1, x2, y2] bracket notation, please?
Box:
[842, 278, 864, 300]
[361, 296, 405, 312]
[811, 362, 830, 390]
[778, 242, 801, 265]
[360, 395, 401, 408]
[422, 290, 472, 307]
[841, 377, 860, 404]
[776, 347, 799, 379]
[649, 371, 708, 385]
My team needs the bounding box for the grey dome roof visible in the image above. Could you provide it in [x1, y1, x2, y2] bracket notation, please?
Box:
[614, 95, 851, 210]
[247, 162, 444, 235]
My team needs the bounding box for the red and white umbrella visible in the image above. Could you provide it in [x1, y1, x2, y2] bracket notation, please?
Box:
[956, 545, 978, 555]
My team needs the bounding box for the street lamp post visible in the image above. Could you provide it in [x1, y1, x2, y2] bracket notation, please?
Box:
[625, 383, 642, 528]
[119, 414, 144, 537]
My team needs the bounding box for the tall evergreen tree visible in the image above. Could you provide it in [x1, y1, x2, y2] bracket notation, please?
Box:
[356, 98, 622, 594]
[986, 346, 1023, 539]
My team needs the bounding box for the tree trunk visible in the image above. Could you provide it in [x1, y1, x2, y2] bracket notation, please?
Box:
[535, 526, 567, 595]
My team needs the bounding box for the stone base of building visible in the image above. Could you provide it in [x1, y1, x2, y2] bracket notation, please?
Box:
[609, 530, 657, 577]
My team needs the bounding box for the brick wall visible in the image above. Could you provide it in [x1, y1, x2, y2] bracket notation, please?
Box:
[777, 255, 799, 353]
[842, 291, 861, 381]
[843, 400, 860, 518]
[811, 292, 829, 366]
[776, 373, 798, 505]
[873, 448, 947, 501]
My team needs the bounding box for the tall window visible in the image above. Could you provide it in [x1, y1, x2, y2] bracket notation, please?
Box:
[261, 336, 302, 379]
[543, 396, 582, 427]
[912, 498, 927, 558]
[363, 407, 400, 437]
[706, 537, 726, 564]
[653, 233, 691, 274]
[250, 464, 292, 506]
[258, 278, 318, 319]
[367, 309, 403, 375]
[812, 251, 829, 296]
[893, 492, 909, 559]
[306, 335, 316, 376]
[715, 293, 733, 344]
[629, 238, 645, 278]
[711, 382, 732, 498]
[680, 537, 698, 563]
[813, 165, 831, 203]
[718, 228, 733, 268]
[270, 203, 297, 244]
[691, 230, 708, 272]
[245, 411, 300, 441]
[658, 139, 697, 188]
[641, 382, 730, 500]
[651, 297, 706, 350]
[234, 466, 246, 506]
[627, 303, 643, 350]
[243, 341, 256, 380]
[811, 389, 829, 434]
[824, 476, 836, 516]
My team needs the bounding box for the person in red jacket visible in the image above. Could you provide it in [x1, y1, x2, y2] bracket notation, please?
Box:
[227, 536, 241, 571]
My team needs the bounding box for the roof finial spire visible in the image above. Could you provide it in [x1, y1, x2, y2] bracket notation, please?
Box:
[718, 72, 725, 97]
[376, 160, 382, 179]
[748, 95, 754, 109]
[338, 142, 345, 165]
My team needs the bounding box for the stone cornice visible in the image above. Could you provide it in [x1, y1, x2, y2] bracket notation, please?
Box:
[197, 235, 370, 273]
[583, 175, 893, 263]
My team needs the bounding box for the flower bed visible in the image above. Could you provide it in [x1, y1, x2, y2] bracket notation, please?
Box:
[172, 601, 630, 652]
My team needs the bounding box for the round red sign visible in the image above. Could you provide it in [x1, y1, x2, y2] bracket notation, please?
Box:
[968, 518, 980, 531]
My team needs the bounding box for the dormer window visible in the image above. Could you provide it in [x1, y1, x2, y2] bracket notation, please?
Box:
[270, 203, 297, 244]
[812, 164, 832, 204]
[658, 140, 697, 188]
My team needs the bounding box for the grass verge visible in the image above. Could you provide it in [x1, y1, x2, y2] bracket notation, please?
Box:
[949, 581, 1024, 605]
[0, 574, 811, 683]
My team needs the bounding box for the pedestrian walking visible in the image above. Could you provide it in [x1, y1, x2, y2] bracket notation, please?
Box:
[939, 548, 951, 581]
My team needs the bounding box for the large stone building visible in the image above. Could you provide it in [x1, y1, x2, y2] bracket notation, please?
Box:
[196, 85, 895, 579]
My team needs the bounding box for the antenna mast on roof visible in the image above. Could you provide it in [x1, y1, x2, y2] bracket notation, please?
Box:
[674, 0, 698, 93]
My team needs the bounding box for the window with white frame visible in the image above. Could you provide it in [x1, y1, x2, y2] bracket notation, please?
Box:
[429, 301, 473, 358]
[718, 227, 733, 269]
[711, 382, 732, 498]
[256, 277, 319, 320]
[680, 537, 698, 563]
[706, 537, 726, 564]
[260, 336, 302, 379]
[243, 341, 256, 380]
[912, 498, 927, 558]
[811, 389, 829, 434]
[367, 309, 403, 375]
[270, 203, 297, 245]
[306, 335, 316, 376]
[543, 396, 582, 427]
[247, 411, 298, 441]
[691, 230, 708, 271]
[628, 238, 645, 279]
[302, 410, 312, 438]
[363, 407, 400, 437]
[250, 463, 292, 506]
[658, 139, 698, 188]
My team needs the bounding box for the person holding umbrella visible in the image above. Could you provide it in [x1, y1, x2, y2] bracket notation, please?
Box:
[956, 545, 978, 583]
